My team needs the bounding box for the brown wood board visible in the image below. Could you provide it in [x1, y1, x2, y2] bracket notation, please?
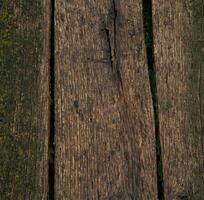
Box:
[152, 0, 204, 199]
[55, 0, 158, 199]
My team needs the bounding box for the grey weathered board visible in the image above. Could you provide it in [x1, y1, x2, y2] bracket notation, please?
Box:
[153, 0, 204, 199]
[55, 0, 158, 199]
[0, 1, 50, 199]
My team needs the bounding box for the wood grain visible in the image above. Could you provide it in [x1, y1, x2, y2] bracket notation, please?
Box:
[55, 0, 157, 199]
[152, 0, 204, 199]
[0, 1, 50, 199]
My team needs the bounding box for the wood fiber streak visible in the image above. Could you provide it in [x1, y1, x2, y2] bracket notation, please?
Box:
[0, 0, 50, 199]
[55, 1, 157, 199]
[153, 0, 204, 199]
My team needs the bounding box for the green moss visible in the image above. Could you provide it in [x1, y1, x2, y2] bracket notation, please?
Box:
[0, 94, 6, 104]
[0, 0, 45, 198]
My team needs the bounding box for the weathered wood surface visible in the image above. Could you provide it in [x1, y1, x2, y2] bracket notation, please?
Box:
[0, 1, 50, 199]
[153, 0, 204, 199]
[1, 0, 203, 199]
[55, 0, 158, 199]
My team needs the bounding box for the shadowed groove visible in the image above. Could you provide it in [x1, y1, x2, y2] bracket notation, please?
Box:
[48, 0, 55, 199]
[142, 0, 165, 199]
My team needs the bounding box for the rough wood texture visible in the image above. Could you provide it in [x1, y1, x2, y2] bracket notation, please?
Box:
[55, 1, 157, 199]
[0, 1, 50, 199]
[153, 0, 204, 199]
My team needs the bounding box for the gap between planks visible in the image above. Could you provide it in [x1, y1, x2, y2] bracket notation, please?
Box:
[48, 0, 55, 199]
[142, 0, 165, 199]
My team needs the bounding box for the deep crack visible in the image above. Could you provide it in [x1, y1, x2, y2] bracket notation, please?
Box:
[105, 0, 123, 92]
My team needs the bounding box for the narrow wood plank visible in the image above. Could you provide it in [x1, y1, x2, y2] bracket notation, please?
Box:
[153, 0, 204, 199]
[0, 1, 50, 199]
[55, 1, 157, 199]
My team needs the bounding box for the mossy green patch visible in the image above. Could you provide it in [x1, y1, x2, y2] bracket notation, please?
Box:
[0, 0, 45, 199]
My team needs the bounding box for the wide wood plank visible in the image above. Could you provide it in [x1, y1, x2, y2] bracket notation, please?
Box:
[153, 0, 204, 199]
[0, 1, 50, 199]
[55, 1, 157, 199]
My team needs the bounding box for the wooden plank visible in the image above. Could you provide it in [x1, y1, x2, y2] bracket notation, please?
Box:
[55, 0, 157, 199]
[152, 0, 204, 199]
[0, 1, 50, 199]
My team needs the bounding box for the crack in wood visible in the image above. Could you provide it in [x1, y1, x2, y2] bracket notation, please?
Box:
[105, 0, 123, 94]
[142, 0, 165, 199]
